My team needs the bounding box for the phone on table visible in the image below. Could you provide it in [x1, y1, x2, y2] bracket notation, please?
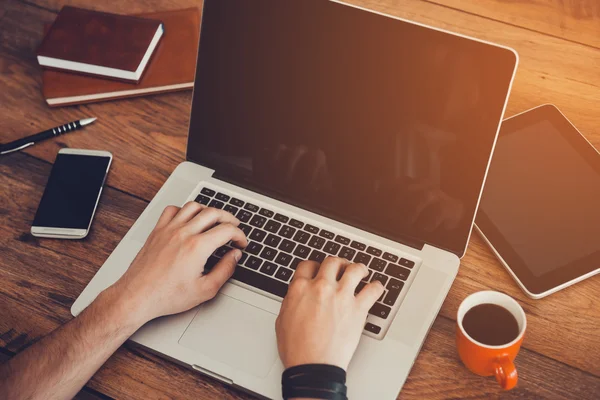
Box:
[31, 149, 112, 239]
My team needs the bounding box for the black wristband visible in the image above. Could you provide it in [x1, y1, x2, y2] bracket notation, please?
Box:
[282, 364, 347, 400]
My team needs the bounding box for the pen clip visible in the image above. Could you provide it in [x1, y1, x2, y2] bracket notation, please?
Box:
[0, 142, 35, 155]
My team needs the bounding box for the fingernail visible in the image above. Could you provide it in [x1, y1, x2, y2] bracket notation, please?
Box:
[233, 249, 242, 262]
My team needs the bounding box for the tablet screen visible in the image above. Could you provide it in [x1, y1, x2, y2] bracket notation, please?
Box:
[477, 105, 600, 295]
[482, 119, 600, 277]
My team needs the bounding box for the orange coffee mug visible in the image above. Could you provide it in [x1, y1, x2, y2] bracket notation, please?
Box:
[456, 291, 526, 390]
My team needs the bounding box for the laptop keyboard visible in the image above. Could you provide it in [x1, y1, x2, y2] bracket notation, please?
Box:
[195, 186, 417, 336]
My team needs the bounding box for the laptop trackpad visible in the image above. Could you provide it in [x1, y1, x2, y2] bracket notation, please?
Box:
[178, 294, 279, 378]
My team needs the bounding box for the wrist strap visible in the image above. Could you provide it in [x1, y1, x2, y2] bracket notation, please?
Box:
[282, 364, 347, 400]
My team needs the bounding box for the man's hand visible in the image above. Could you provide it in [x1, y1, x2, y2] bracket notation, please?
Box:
[114, 202, 248, 326]
[0, 203, 248, 400]
[276, 257, 384, 370]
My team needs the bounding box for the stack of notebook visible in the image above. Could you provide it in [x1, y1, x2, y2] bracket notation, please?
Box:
[38, 6, 200, 107]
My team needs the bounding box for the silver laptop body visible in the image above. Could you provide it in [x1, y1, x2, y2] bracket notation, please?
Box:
[72, 1, 518, 398]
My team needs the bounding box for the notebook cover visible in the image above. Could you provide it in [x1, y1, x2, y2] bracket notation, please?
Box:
[42, 8, 200, 107]
[37, 6, 164, 78]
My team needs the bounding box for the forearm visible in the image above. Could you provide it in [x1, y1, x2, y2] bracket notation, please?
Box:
[0, 285, 144, 400]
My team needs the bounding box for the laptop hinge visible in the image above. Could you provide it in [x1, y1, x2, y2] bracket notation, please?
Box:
[211, 171, 425, 252]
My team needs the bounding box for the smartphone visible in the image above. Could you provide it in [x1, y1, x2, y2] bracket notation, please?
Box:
[31, 149, 112, 239]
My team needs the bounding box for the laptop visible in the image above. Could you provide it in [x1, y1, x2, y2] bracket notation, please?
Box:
[72, 0, 518, 398]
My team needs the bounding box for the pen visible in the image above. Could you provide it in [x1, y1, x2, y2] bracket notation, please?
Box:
[0, 118, 97, 155]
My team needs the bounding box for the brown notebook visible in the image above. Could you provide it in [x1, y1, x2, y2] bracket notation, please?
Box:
[37, 6, 164, 83]
[42, 8, 199, 107]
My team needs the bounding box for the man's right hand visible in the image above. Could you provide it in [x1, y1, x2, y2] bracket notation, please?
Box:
[275, 257, 384, 370]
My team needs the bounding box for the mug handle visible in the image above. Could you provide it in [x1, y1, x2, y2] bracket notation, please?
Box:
[493, 356, 518, 390]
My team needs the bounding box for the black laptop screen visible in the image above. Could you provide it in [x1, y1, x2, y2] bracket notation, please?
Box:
[187, 0, 517, 256]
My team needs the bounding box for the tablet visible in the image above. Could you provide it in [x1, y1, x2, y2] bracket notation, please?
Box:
[476, 104, 600, 299]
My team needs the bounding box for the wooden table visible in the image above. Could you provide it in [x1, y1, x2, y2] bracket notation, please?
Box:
[2, 0, 599, 398]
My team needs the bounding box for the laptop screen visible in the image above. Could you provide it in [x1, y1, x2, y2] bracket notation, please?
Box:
[187, 0, 517, 257]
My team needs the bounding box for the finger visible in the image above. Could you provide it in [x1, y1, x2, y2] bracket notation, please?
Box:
[186, 207, 240, 235]
[338, 263, 369, 291]
[200, 223, 248, 249]
[293, 260, 320, 280]
[356, 281, 385, 310]
[172, 201, 205, 225]
[198, 248, 242, 300]
[316, 257, 348, 282]
[154, 205, 180, 229]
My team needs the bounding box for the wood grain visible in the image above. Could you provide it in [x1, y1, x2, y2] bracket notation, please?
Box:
[428, 0, 600, 49]
[1, 0, 600, 399]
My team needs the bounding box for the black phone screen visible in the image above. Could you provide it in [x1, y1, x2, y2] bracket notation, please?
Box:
[32, 153, 111, 230]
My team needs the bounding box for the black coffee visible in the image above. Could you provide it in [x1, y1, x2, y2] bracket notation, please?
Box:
[462, 303, 520, 346]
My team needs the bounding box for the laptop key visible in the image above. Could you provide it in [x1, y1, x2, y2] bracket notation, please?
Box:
[274, 267, 293, 282]
[339, 246, 356, 260]
[246, 241, 263, 255]
[335, 235, 350, 245]
[239, 252, 248, 265]
[350, 241, 366, 251]
[264, 234, 281, 248]
[223, 204, 239, 215]
[264, 219, 282, 233]
[364, 323, 382, 334]
[362, 270, 373, 282]
[259, 208, 274, 218]
[245, 203, 259, 212]
[249, 215, 267, 228]
[290, 258, 303, 270]
[237, 210, 252, 223]
[320, 230, 335, 240]
[308, 236, 325, 250]
[323, 241, 341, 255]
[382, 252, 399, 263]
[366, 246, 382, 257]
[204, 256, 220, 273]
[369, 258, 387, 272]
[214, 245, 231, 258]
[399, 258, 415, 269]
[371, 272, 388, 286]
[385, 264, 411, 281]
[238, 223, 252, 236]
[245, 256, 263, 270]
[200, 188, 216, 196]
[249, 229, 267, 242]
[289, 219, 304, 229]
[260, 247, 278, 261]
[279, 239, 296, 253]
[230, 198, 245, 207]
[274, 213, 289, 223]
[304, 224, 319, 234]
[383, 288, 401, 306]
[293, 231, 311, 244]
[293, 244, 311, 259]
[308, 250, 326, 263]
[274, 252, 292, 267]
[209, 199, 224, 209]
[354, 252, 371, 265]
[260, 262, 278, 276]
[215, 192, 230, 202]
[195, 194, 210, 205]
[232, 266, 288, 298]
[386, 278, 404, 291]
[369, 303, 391, 319]
[279, 225, 296, 239]
[355, 281, 366, 294]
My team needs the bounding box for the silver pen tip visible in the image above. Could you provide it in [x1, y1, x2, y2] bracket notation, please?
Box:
[79, 117, 97, 126]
